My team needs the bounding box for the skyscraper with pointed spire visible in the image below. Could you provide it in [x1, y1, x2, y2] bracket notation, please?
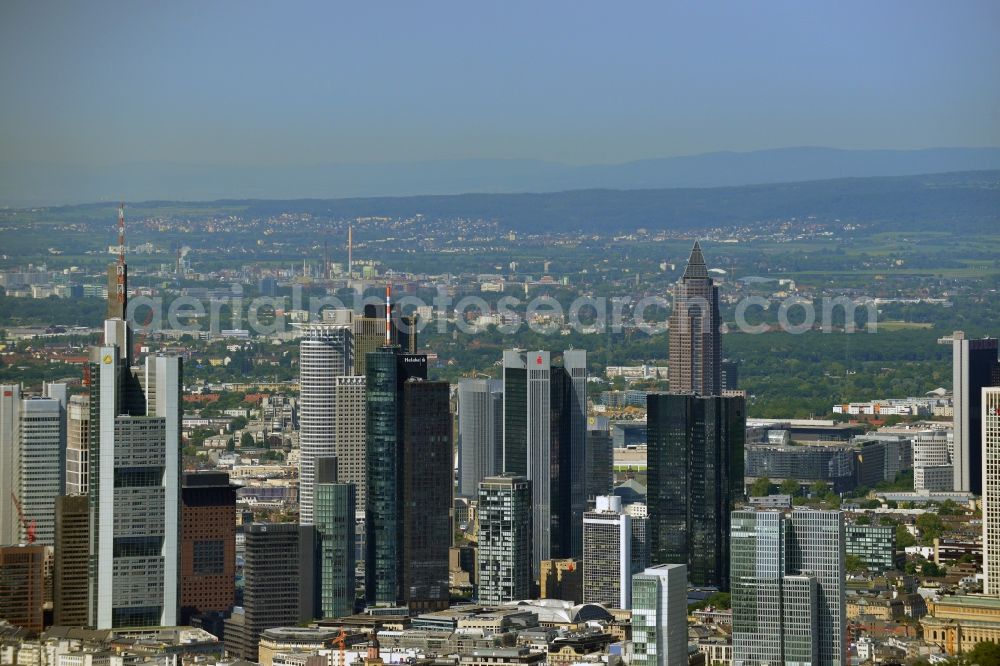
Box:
[668, 242, 721, 396]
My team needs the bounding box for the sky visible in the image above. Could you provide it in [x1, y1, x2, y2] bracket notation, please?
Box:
[1, 1, 998, 168]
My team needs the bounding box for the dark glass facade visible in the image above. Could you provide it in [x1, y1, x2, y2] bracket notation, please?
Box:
[647, 393, 744, 589]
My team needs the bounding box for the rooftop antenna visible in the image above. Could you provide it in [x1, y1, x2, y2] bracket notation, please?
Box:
[348, 225, 353, 277]
[116, 202, 126, 306]
[385, 283, 392, 343]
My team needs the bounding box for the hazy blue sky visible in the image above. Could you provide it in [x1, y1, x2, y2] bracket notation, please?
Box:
[1, 1, 998, 167]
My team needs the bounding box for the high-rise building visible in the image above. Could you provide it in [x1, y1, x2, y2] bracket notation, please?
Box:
[457, 379, 503, 498]
[333, 375, 367, 517]
[940, 331, 1000, 493]
[299, 324, 352, 525]
[913, 429, 953, 492]
[647, 392, 744, 589]
[66, 394, 90, 496]
[0, 384, 21, 545]
[668, 242, 721, 395]
[401, 379, 452, 612]
[731, 509, 845, 666]
[314, 457, 356, 619]
[585, 423, 613, 502]
[502, 349, 587, 576]
[17, 385, 66, 546]
[983, 387, 1000, 595]
[365, 346, 427, 607]
[352, 305, 417, 376]
[539, 559, 582, 603]
[477, 475, 532, 605]
[223, 523, 315, 661]
[54, 494, 89, 626]
[88, 341, 182, 629]
[583, 495, 648, 609]
[721, 359, 740, 391]
[0, 545, 45, 633]
[631, 564, 688, 666]
[180, 471, 236, 624]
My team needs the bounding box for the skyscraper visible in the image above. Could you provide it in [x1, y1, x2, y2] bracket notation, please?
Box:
[940, 332, 1000, 493]
[314, 457, 356, 619]
[983, 387, 1000, 595]
[457, 379, 503, 498]
[502, 349, 587, 576]
[17, 385, 66, 546]
[0, 545, 45, 634]
[299, 323, 352, 525]
[631, 564, 688, 666]
[477, 474, 531, 605]
[583, 495, 648, 609]
[668, 242, 721, 395]
[54, 494, 89, 626]
[352, 304, 417, 376]
[180, 471, 236, 624]
[731, 509, 846, 666]
[333, 375, 367, 516]
[0, 384, 21, 545]
[647, 392, 744, 589]
[401, 379, 452, 612]
[65, 394, 90, 496]
[585, 422, 613, 501]
[88, 343, 183, 628]
[365, 346, 427, 606]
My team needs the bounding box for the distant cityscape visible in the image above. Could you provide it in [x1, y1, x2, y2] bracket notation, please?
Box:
[1, 212, 999, 666]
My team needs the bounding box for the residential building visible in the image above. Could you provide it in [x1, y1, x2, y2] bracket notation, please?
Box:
[457, 379, 503, 498]
[940, 331, 1000, 493]
[477, 475, 531, 605]
[667, 242, 721, 395]
[53, 495, 89, 626]
[502, 349, 586, 576]
[647, 392, 744, 589]
[180, 471, 236, 624]
[298, 324, 352, 525]
[582, 495, 648, 609]
[631, 564, 687, 666]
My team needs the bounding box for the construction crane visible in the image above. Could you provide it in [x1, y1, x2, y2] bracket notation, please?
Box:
[332, 628, 348, 666]
[10, 492, 36, 544]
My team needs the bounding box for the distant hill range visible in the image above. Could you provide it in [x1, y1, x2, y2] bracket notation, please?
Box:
[3, 146, 1000, 208]
[33, 169, 1000, 235]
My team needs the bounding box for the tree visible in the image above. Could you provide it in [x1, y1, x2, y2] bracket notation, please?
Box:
[750, 477, 774, 497]
[896, 524, 916, 549]
[240, 432, 255, 449]
[855, 514, 872, 525]
[846, 554, 867, 574]
[779, 479, 800, 496]
[809, 481, 829, 498]
[964, 641, 1000, 666]
[916, 513, 945, 545]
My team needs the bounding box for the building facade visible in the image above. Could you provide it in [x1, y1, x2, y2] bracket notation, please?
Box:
[631, 564, 688, 666]
[457, 379, 503, 498]
[66, 394, 90, 496]
[314, 457, 356, 619]
[0, 384, 21, 545]
[647, 392, 744, 589]
[17, 386, 66, 546]
[180, 471, 236, 623]
[334, 375, 367, 517]
[477, 475, 531, 605]
[54, 494, 89, 626]
[667, 242, 721, 395]
[984, 387, 1000, 595]
[845, 523, 897, 573]
[582, 495, 648, 610]
[584, 426, 613, 502]
[0, 545, 45, 634]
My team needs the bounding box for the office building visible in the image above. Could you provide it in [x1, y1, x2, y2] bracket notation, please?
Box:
[667, 242, 721, 395]
[180, 471, 236, 624]
[0, 545, 45, 633]
[984, 387, 1000, 595]
[913, 429, 953, 492]
[731, 509, 845, 666]
[401, 379, 452, 612]
[721, 359, 740, 391]
[583, 496, 648, 609]
[334, 375, 367, 516]
[17, 385, 66, 546]
[365, 346, 427, 606]
[502, 349, 587, 576]
[88, 339, 182, 629]
[539, 559, 582, 604]
[298, 323, 352, 525]
[54, 494, 89, 626]
[314, 457, 356, 619]
[66, 394, 90, 496]
[352, 304, 417, 376]
[224, 523, 315, 661]
[845, 523, 897, 573]
[0, 384, 21, 545]
[647, 392, 744, 589]
[457, 379, 503, 498]
[940, 331, 1000, 493]
[477, 475, 531, 605]
[631, 564, 688, 666]
[585, 425, 613, 501]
